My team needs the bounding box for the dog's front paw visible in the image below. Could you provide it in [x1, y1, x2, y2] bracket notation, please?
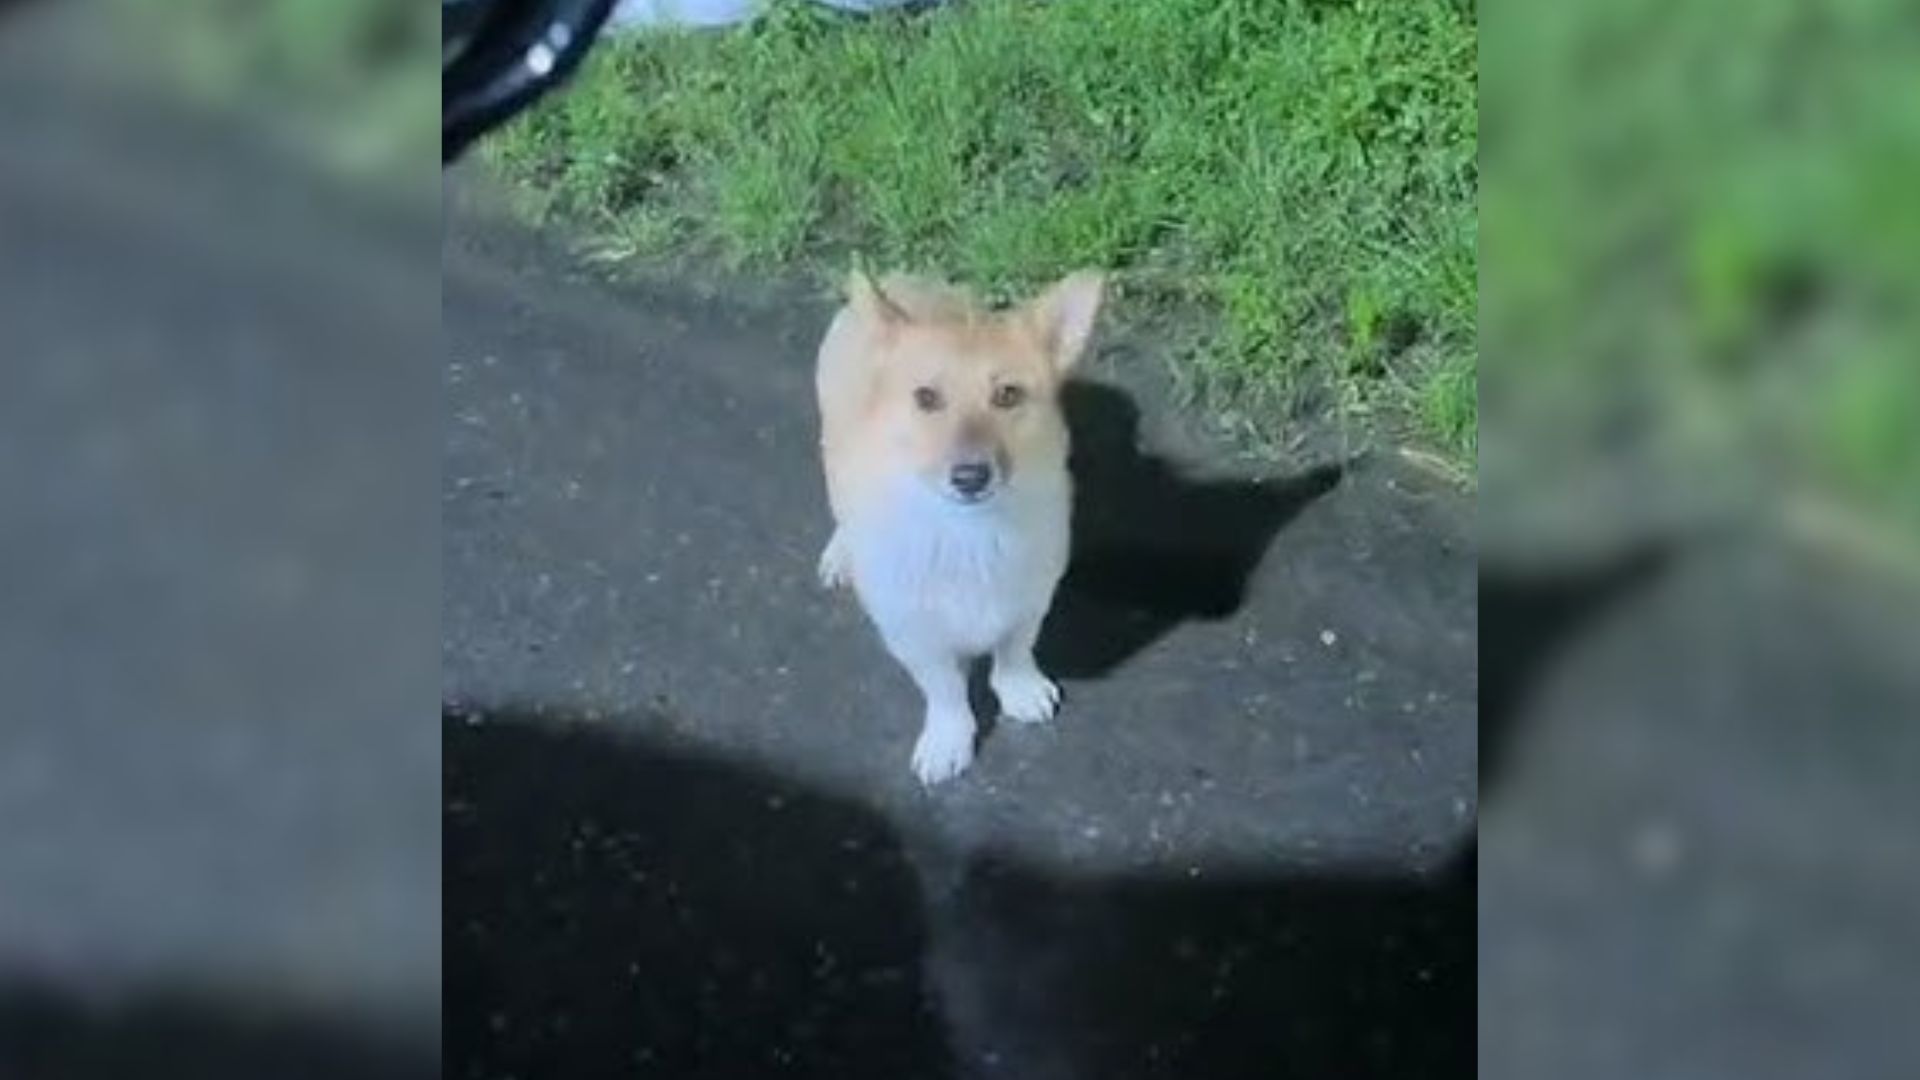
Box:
[817, 531, 851, 590]
[992, 665, 1060, 724]
[911, 712, 976, 785]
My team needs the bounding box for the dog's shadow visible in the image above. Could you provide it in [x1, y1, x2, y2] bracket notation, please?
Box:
[1035, 380, 1342, 680]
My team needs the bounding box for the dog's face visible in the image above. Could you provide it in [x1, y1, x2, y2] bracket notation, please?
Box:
[853, 273, 1104, 506]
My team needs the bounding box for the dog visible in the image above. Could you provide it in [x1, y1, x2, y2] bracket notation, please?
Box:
[815, 269, 1105, 784]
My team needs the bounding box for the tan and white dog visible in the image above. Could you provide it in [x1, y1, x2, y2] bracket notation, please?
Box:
[815, 270, 1104, 784]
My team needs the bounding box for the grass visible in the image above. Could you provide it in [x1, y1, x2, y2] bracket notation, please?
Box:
[1482, 0, 1920, 543]
[116, 0, 438, 179]
[488, 0, 1479, 464]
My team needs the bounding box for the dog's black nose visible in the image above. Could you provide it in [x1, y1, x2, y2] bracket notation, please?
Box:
[950, 462, 993, 497]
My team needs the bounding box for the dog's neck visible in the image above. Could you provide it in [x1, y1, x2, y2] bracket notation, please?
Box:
[847, 473, 1061, 579]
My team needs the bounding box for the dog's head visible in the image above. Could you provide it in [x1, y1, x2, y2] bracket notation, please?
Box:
[845, 270, 1104, 506]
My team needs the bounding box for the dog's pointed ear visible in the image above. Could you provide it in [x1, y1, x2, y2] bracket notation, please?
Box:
[1025, 271, 1105, 372]
[847, 270, 908, 328]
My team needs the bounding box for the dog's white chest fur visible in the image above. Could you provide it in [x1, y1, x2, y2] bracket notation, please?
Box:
[846, 480, 1067, 657]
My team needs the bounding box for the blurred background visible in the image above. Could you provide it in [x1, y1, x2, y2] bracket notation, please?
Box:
[1482, 0, 1919, 559]
[1480, 1, 1920, 1078]
[0, 3, 438, 1077]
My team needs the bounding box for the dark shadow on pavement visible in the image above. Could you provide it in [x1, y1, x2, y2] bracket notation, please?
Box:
[940, 845, 1474, 1080]
[1479, 542, 1674, 796]
[445, 709, 954, 1080]
[446, 707, 1471, 1080]
[0, 984, 434, 1080]
[1040, 380, 1343, 680]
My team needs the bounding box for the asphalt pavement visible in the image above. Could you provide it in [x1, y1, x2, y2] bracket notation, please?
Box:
[0, 58, 439, 1080]
[441, 185, 1478, 1080]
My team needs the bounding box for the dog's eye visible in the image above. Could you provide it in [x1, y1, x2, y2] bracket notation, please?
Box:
[913, 386, 944, 412]
[992, 384, 1027, 409]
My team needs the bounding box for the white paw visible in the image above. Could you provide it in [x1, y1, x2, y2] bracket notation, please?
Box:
[817, 532, 851, 590]
[992, 666, 1060, 724]
[911, 713, 976, 785]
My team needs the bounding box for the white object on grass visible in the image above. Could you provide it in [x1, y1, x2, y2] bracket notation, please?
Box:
[609, 0, 924, 30]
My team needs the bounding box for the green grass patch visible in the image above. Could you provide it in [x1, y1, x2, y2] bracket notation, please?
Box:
[1482, 0, 1920, 543]
[490, 0, 1478, 462]
[117, 0, 437, 178]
